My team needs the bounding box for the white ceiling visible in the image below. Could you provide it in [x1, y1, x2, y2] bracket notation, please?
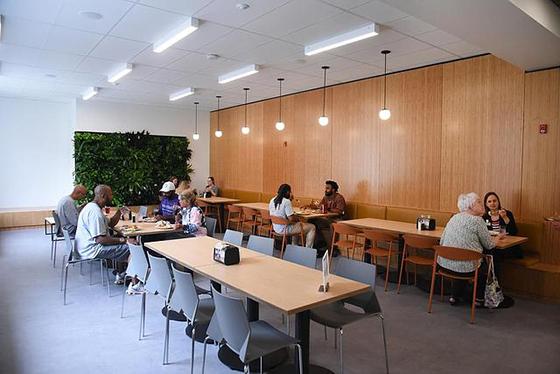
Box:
[0, 0, 555, 110]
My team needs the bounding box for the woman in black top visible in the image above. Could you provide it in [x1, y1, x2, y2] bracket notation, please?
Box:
[483, 191, 522, 263]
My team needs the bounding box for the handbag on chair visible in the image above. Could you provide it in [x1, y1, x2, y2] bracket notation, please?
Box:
[484, 255, 504, 308]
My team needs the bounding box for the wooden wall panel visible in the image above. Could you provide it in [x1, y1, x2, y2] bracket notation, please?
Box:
[378, 65, 443, 210]
[440, 55, 524, 212]
[331, 79, 380, 204]
[520, 69, 560, 221]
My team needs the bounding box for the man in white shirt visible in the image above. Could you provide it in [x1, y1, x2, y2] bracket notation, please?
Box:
[75, 185, 131, 280]
[55, 185, 87, 236]
[269, 183, 316, 247]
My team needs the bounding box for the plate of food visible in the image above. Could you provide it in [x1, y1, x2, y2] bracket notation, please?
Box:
[155, 220, 174, 229]
[142, 217, 157, 223]
[120, 225, 140, 235]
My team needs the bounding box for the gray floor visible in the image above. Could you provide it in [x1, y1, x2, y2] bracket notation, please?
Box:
[1, 228, 559, 374]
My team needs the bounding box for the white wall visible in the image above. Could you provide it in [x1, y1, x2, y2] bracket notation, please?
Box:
[0, 96, 75, 209]
[76, 100, 210, 192]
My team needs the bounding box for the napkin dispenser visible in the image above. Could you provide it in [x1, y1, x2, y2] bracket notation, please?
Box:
[417, 216, 436, 231]
[213, 242, 240, 265]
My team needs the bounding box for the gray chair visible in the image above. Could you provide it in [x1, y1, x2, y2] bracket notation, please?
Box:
[247, 235, 274, 256]
[142, 253, 174, 364]
[223, 229, 243, 246]
[138, 205, 148, 218]
[310, 257, 389, 374]
[51, 211, 66, 268]
[60, 228, 108, 305]
[284, 244, 317, 269]
[205, 217, 217, 238]
[170, 264, 215, 374]
[121, 243, 149, 318]
[202, 284, 302, 374]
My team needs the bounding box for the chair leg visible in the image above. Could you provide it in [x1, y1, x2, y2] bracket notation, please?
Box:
[89, 261, 94, 285]
[80, 261, 84, 276]
[53, 240, 57, 268]
[427, 265, 437, 313]
[202, 337, 210, 374]
[397, 249, 407, 294]
[63, 263, 70, 305]
[60, 255, 67, 291]
[190, 324, 196, 374]
[323, 325, 328, 341]
[121, 279, 127, 318]
[139, 292, 146, 340]
[244, 364, 249, 374]
[440, 275, 444, 302]
[339, 328, 344, 374]
[379, 315, 389, 374]
[470, 271, 478, 324]
[286, 315, 291, 335]
[295, 343, 303, 374]
[260, 356, 263, 374]
[334, 328, 337, 349]
[384, 255, 391, 292]
[280, 235, 286, 258]
[164, 308, 170, 364]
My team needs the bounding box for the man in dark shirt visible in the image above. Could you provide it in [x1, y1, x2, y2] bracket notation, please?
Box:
[312, 180, 346, 256]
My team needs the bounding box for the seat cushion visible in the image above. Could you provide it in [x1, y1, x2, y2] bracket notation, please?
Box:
[242, 320, 299, 364]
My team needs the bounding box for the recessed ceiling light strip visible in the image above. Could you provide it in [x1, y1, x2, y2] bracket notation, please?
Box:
[153, 17, 199, 53]
[305, 23, 379, 56]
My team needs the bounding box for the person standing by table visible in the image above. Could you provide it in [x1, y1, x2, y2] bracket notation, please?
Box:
[269, 183, 316, 248]
[55, 185, 87, 236]
[156, 181, 179, 223]
[311, 180, 346, 257]
[175, 189, 207, 237]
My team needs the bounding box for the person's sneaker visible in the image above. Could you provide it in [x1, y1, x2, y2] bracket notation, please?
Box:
[114, 272, 125, 285]
[126, 282, 145, 295]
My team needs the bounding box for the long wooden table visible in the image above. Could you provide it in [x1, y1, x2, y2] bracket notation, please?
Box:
[146, 236, 370, 374]
[113, 221, 182, 237]
[341, 217, 528, 249]
[233, 201, 339, 220]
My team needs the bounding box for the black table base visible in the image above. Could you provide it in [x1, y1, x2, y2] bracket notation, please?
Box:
[218, 345, 289, 372]
[269, 363, 334, 374]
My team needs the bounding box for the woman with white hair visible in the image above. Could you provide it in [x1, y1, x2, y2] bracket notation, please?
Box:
[439, 192, 502, 306]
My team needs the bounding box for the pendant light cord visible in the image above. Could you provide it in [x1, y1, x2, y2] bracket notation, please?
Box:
[216, 96, 221, 131]
[195, 102, 198, 133]
[279, 79, 282, 122]
[383, 53, 387, 109]
[244, 89, 248, 126]
[322, 67, 327, 116]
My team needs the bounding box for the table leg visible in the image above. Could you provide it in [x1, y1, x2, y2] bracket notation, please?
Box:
[247, 297, 259, 321]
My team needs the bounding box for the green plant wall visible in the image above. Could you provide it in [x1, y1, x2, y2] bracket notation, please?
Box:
[74, 131, 193, 206]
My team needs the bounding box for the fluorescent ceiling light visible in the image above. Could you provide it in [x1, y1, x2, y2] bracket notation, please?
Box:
[82, 87, 98, 101]
[153, 17, 199, 53]
[304, 23, 379, 56]
[169, 87, 195, 101]
[107, 63, 133, 83]
[218, 64, 259, 84]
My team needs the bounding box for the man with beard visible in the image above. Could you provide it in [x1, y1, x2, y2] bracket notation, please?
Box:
[75, 184, 132, 284]
[313, 180, 346, 257]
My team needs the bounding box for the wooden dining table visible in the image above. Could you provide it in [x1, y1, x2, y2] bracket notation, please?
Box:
[341, 217, 528, 249]
[145, 236, 370, 374]
[198, 197, 240, 233]
[112, 221, 182, 237]
[233, 201, 339, 220]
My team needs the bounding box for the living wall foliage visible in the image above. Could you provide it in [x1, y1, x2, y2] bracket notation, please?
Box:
[74, 131, 193, 206]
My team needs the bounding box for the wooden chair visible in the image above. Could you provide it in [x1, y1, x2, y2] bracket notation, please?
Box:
[270, 216, 304, 258]
[225, 205, 243, 230]
[258, 209, 272, 237]
[428, 245, 484, 324]
[197, 200, 222, 233]
[362, 230, 400, 292]
[240, 207, 260, 235]
[330, 223, 364, 263]
[397, 235, 439, 293]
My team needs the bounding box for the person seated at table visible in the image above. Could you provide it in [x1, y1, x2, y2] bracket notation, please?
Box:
[75, 185, 135, 285]
[156, 181, 179, 223]
[269, 183, 316, 248]
[202, 176, 219, 198]
[439, 192, 502, 306]
[55, 185, 87, 236]
[311, 180, 347, 256]
[483, 191, 521, 259]
[176, 180, 191, 195]
[169, 175, 179, 189]
[175, 189, 207, 237]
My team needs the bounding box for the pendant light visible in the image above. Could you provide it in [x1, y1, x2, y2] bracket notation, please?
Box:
[241, 88, 250, 135]
[192, 101, 200, 140]
[275, 78, 285, 131]
[379, 50, 391, 121]
[214, 95, 223, 138]
[318, 66, 330, 126]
